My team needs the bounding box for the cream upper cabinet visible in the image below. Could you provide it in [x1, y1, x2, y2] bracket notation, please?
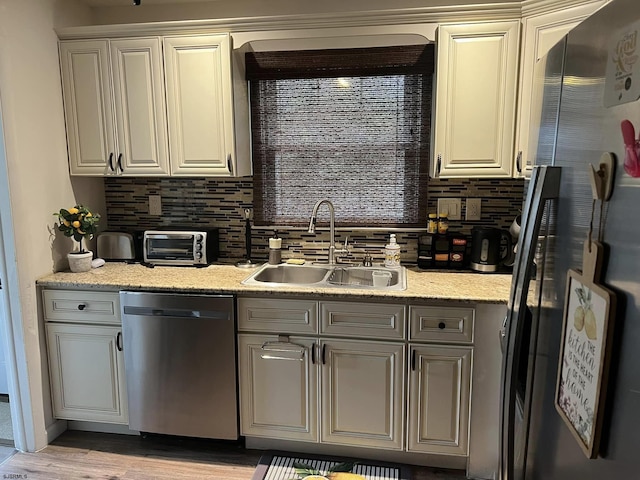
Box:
[433, 21, 520, 178]
[514, 0, 608, 177]
[164, 34, 240, 176]
[59, 38, 169, 176]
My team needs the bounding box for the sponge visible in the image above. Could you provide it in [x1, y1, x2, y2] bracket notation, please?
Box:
[286, 258, 306, 265]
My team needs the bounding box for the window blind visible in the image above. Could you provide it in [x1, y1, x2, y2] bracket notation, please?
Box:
[247, 45, 433, 227]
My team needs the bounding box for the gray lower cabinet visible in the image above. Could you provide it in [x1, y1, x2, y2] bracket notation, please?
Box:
[407, 345, 472, 455]
[43, 289, 128, 424]
[237, 296, 474, 455]
[238, 297, 406, 450]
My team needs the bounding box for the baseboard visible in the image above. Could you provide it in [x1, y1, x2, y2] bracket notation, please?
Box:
[244, 437, 467, 471]
[67, 420, 140, 436]
[46, 419, 68, 444]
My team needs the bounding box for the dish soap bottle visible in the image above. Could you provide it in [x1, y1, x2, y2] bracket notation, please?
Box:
[268, 231, 282, 265]
[384, 234, 401, 268]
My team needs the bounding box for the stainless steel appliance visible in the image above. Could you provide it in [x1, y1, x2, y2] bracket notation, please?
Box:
[96, 232, 135, 261]
[501, 1, 640, 478]
[143, 229, 219, 266]
[470, 226, 512, 272]
[120, 291, 238, 440]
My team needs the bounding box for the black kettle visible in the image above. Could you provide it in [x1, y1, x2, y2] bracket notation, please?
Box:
[470, 226, 512, 273]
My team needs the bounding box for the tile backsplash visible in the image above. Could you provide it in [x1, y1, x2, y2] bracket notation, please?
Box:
[104, 177, 524, 264]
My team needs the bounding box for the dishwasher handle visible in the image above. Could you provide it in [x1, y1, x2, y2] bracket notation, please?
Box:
[122, 305, 229, 320]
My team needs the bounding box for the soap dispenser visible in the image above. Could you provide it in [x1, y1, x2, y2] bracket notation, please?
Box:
[384, 234, 401, 268]
[268, 231, 282, 265]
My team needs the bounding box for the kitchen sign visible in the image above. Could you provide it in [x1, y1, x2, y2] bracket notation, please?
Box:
[605, 19, 640, 106]
[555, 241, 617, 459]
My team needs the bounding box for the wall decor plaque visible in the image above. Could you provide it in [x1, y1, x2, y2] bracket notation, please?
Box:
[555, 240, 617, 459]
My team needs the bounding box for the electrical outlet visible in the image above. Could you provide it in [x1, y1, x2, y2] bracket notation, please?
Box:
[466, 198, 482, 221]
[149, 195, 162, 216]
[437, 198, 462, 220]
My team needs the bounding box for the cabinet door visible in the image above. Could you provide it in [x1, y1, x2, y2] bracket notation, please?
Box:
[321, 339, 405, 450]
[46, 323, 127, 424]
[433, 21, 519, 178]
[164, 34, 236, 176]
[407, 345, 472, 455]
[110, 38, 169, 175]
[59, 40, 117, 176]
[514, 0, 608, 177]
[238, 334, 318, 442]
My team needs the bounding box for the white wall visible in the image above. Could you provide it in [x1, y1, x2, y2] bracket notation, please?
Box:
[0, 0, 102, 451]
[90, 0, 521, 24]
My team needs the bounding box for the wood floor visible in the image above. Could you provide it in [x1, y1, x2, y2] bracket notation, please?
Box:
[0, 431, 467, 480]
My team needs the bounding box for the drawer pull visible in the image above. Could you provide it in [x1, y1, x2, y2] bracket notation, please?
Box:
[411, 350, 416, 371]
[77, 304, 87, 311]
[322, 344, 327, 365]
[438, 321, 446, 330]
[260, 341, 305, 361]
[311, 343, 316, 364]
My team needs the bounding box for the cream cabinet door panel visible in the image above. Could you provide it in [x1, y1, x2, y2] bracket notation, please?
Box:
[59, 40, 116, 176]
[407, 345, 472, 455]
[110, 38, 169, 175]
[434, 21, 519, 178]
[321, 339, 405, 450]
[515, 0, 608, 177]
[164, 34, 235, 176]
[46, 323, 127, 424]
[238, 334, 318, 442]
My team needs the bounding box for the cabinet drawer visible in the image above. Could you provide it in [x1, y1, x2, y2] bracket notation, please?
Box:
[320, 301, 405, 339]
[409, 306, 474, 344]
[238, 297, 318, 334]
[43, 290, 121, 325]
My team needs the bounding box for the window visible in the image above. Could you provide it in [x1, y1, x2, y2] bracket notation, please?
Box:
[247, 45, 433, 227]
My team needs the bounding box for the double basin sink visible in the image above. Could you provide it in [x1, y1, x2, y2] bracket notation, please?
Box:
[241, 263, 406, 291]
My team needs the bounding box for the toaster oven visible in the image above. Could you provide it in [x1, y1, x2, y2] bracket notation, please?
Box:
[143, 230, 219, 266]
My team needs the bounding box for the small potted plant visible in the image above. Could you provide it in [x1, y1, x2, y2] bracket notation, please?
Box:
[54, 205, 101, 272]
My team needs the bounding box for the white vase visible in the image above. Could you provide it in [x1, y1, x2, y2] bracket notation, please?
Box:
[68, 251, 93, 273]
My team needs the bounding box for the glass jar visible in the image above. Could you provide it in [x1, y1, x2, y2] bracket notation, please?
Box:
[438, 213, 449, 234]
[427, 213, 438, 234]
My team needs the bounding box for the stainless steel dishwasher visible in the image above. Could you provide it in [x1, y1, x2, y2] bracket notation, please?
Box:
[120, 291, 238, 440]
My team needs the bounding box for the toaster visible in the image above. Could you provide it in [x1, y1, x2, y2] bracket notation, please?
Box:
[97, 232, 135, 261]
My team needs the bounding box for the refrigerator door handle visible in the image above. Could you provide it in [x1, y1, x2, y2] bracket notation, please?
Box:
[499, 314, 508, 353]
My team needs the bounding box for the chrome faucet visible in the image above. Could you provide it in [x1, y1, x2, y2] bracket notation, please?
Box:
[307, 199, 348, 265]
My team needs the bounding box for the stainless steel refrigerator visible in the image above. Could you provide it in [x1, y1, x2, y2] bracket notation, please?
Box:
[500, 0, 640, 478]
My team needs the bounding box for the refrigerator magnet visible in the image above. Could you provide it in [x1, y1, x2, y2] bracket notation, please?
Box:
[555, 240, 617, 459]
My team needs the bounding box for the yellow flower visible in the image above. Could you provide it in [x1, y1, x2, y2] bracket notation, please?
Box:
[72, 221, 81, 228]
[68, 207, 79, 214]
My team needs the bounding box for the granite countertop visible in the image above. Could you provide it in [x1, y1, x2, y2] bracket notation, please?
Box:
[37, 262, 512, 304]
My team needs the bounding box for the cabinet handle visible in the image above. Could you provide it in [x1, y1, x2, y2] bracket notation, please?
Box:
[411, 350, 416, 371]
[227, 153, 233, 176]
[77, 303, 86, 311]
[516, 151, 522, 174]
[116, 331, 123, 351]
[311, 343, 316, 364]
[438, 321, 446, 330]
[108, 152, 114, 172]
[321, 344, 327, 365]
[117, 153, 123, 172]
[260, 340, 305, 361]
[436, 154, 442, 176]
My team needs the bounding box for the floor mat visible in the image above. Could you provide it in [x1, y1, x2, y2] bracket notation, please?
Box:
[252, 452, 411, 480]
